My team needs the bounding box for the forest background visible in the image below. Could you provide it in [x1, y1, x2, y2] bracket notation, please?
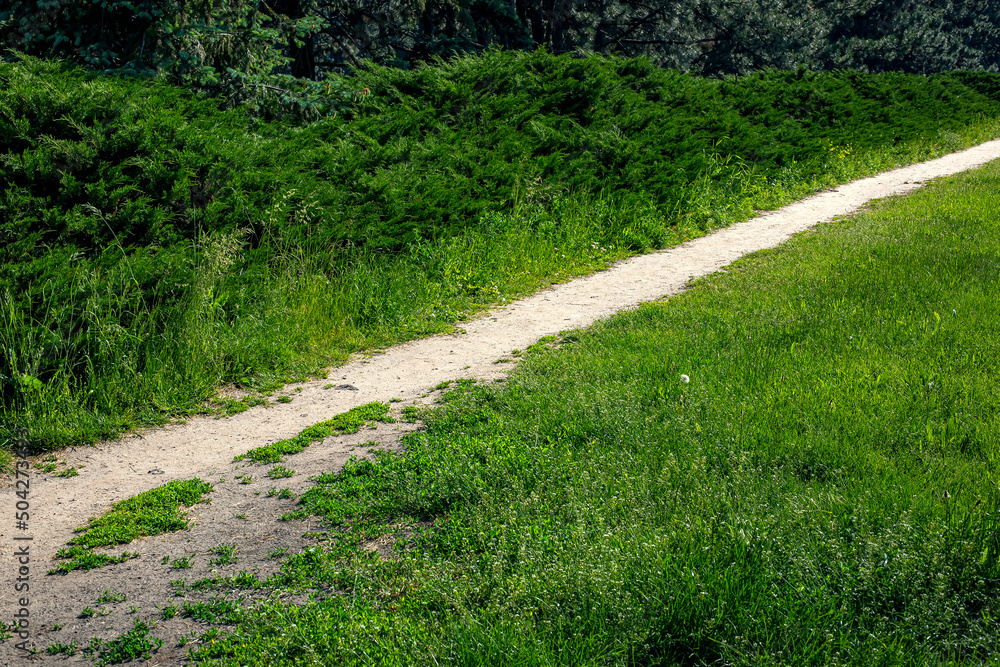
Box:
[3, 0, 999, 119]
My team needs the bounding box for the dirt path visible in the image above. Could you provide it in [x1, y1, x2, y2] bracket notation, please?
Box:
[4, 139, 1000, 663]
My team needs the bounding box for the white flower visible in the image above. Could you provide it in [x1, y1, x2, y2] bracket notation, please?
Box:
[680, 374, 690, 383]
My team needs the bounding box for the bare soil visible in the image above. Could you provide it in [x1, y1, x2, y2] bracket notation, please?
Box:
[4, 139, 1000, 665]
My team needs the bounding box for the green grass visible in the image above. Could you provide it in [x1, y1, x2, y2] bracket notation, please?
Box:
[46, 640, 77, 656]
[49, 548, 139, 575]
[50, 479, 212, 574]
[209, 544, 239, 566]
[170, 556, 193, 569]
[182, 598, 247, 624]
[95, 590, 127, 604]
[5, 51, 1000, 462]
[186, 161, 1000, 665]
[268, 465, 294, 479]
[235, 402, 391, 464]
[86, 619, 163, 667]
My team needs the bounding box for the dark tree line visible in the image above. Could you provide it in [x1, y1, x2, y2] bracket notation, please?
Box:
[300, 0, 999, 75]
[2, 0, 998, 111]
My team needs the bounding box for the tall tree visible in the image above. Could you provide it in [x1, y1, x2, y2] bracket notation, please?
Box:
[818, 0, 1000, 73]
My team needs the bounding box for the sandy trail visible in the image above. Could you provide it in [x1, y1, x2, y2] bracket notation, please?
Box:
[4, 139, 1000, 662]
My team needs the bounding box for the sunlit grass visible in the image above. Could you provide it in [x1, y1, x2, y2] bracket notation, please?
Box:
[49, 479, 213, 574]
[234, 402, 391, 464]
[188, 161, 1000, 665]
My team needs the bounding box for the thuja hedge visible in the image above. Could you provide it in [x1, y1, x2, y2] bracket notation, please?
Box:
[6, 51, 1000, 262]
[4, 49, 1000, 451]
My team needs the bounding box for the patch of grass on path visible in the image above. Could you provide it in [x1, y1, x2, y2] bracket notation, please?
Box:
[50, 479, 213, 574]
[235, 402, 391, 464]
[201, 164, 1000, 664]
[86, 619, 163, 666]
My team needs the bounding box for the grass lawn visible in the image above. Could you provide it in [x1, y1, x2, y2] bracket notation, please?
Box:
[172, 157, 1000, 664]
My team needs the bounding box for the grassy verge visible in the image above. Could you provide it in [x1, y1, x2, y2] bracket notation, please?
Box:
[5, 51, 1000, 461]
[186, 160, 1000, 665]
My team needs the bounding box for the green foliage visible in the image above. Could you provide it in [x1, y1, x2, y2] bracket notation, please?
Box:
[190, 161, 1000, 665]
[4, 51, 1000, 456]
[48, 547, 138, 575]
[95, 590, 127, 605]
[268, 465, 294, 479]
[69, 478, 213, 547]
[236, 402, 390, 464]
[170, 556, 193, 569]
[209, 544, 239, 566]
[49, 479, 212, 573]
[817, 0, 1000, 74]
[182, 598, 246, 624]
[574, 0, 1000, 75]
[3, 0, 997, 88]
[87, 619, 163, 666]
[46, 641, 77, 656]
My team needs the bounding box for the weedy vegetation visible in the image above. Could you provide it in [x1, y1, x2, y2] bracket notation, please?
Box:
[268, 465, 294, 479]
[46, 640, 77, 656]
[234, 402, 391, 464]
[95, 590, 127, 605]
[4, 51, 1000, 462]
[49, 479, 212, 574]
[77, 606, 102, 619]
[209, 544, 239, 567]
[86, 620, 163, 666]
[170, 556, 193, 570]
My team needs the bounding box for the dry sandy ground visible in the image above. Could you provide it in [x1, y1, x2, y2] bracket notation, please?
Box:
[3, 139, 1000, 664]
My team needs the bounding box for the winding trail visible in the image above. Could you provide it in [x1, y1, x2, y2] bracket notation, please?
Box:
[4, 139, 1000, 662]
